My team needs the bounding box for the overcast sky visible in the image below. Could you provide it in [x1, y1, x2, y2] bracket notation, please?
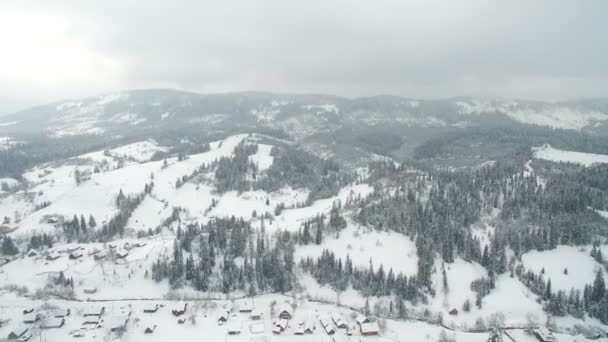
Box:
[0, 0, 607, 115]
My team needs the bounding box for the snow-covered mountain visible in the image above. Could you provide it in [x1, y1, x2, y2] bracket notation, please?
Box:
[2, 91, 608, 342]
[2, 90, 608, 140]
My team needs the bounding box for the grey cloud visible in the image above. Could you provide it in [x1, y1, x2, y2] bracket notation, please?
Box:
[1, 0, 607, 115]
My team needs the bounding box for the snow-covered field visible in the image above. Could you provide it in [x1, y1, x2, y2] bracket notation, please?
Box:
[295, 224, 418, 275]
[532, 144, 608, 166]
[521, 245, 605, 291]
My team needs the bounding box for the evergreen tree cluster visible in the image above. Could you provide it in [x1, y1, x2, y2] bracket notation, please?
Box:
[150, 217, 295, 294]
[300, 249, 421, 302]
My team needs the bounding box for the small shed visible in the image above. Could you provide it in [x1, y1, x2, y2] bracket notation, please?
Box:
[274, 318, 288, 333]
[53, 308, 71, 318]
[134, 242, 147, 248]
[82, 317, 101, 325]
[533, 328, 558, 342]
[109, 315, 129, 332]
[303, 319, 314, 334]
[46, 252, 61, 261]
[238, 300, 254, 313]
[22, 313, 40, 324]
[217, 312, 229, 325]
[22, 308, 34, 315]
[69, 250, 83, 260]
[249, 310, 262, 320]
[323, 322, 335, 335]
[171, 302, 187, 316]
[144, 325, 157, 334]
[93, 250, 106, 260]
[115, 249, 129, 259]
[40, 317, 65, 329]
[27, 249, 38, 257]
[331, 313, 347, 328]
[360, 321, 380, 336]
[83, 287, 97, 294]
[143, 304, 159, 313]
[355, 314, 369, 326]
[227, 322, 241, 335]
[277, 303, 293, 320]
[83, 306, 105, 317]
[294, 325, 305, 335]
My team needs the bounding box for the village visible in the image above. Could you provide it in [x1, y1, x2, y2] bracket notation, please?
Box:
[0, 292, 387, 342]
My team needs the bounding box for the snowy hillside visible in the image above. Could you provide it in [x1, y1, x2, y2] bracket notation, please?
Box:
[533, 144, 608, 166]
[1, 115, 608, 342]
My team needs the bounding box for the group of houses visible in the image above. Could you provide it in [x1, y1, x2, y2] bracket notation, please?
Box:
[31, 241, 150, 263]
[270, 303, 379, 337]
[5, 307, 72, 341]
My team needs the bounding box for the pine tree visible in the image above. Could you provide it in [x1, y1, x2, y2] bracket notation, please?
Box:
[1, 236, 19, 255]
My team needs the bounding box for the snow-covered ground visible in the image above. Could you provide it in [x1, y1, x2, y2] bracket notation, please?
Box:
[532, 144, 608, 167]
[521, 245, 605, 291]
[295, 224, 418, 276]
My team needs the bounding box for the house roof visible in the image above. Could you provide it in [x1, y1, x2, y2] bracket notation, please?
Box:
[355, 314, 368, 324]
[83, 306, 104, 316]
[9, 325, 28, 337]
[40, 317, 64, 329]
[277, 303, 293, 316]
[22, 313, 38, 323]
[360, 321, 379, 334]
[227, 322, 241, 332]
[275, 319, 288, 329]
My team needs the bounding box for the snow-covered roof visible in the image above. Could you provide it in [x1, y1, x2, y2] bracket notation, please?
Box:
[9, 325, 28, 337]
[277, 303, 293, 316]
[275, 319, 288, 329]
[22, 313, 39, 323]
[40, 317, 64, 329]
[227, 322, 241, 333]
[355, 314, 368, 324]
[534, 328, 558, 342]
[83, 306, 104, 316]
[360, 321, 379, 334]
